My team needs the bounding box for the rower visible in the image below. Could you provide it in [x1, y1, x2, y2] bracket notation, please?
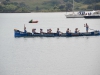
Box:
[47, 29, 49, 33]
[75, 28, 79, 33]
[40, 29, 44, 34]
[47, 29, 52, 33]
[24, 24, 27, 33]
[57, 28, 62, 35]
[57, 28, 60, 35]
[32, 28, 36, 34]
[66, 28, 70, 34]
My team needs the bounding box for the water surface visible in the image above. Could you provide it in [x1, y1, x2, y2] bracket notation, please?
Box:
[0, 12, 100, 75]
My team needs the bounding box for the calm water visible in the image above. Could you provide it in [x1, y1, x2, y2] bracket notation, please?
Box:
[0, 12, 100, 75]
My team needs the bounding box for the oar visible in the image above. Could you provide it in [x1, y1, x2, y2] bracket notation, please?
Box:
[89, 28, 96, 31]
[89, 28, 100, 32]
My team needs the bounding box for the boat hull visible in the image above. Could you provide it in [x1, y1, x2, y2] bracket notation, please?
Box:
[14, 29, 100, 37]
[84, 16, 100, 19]
[29, 21, 38, 23]
[66, 15, 84, 18]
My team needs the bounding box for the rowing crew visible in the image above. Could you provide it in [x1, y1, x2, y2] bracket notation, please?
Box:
[32, 28, 79, 34]
[24, 23, 89, 34]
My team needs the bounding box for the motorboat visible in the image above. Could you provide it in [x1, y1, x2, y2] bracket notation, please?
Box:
[29, 20, 38, 23]
[84, 10, 100, 19]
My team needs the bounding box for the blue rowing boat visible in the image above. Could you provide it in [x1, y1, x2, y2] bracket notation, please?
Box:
[14, 29, 100, 37]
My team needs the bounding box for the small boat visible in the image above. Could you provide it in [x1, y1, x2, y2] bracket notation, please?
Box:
[14, 29, 100, 37]
[29, 20, 38, 23]
[84, 10, 100, 19]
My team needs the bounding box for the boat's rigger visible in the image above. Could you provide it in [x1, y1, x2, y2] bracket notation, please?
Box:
[14, 29, 100, 37]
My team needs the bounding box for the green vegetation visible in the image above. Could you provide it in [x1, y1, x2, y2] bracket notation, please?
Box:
[0, 0, 100, 13]
[0, 0, 30, 12]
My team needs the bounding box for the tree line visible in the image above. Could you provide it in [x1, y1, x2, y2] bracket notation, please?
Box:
[0, 0, 100, 13]
[63, 0, 100, 11]
[0, 0, 29, 13]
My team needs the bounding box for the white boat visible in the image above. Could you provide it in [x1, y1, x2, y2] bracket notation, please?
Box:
[84, 10, 100, 19]
[66, 13, 84, 18]
[65, 0, 85, 18]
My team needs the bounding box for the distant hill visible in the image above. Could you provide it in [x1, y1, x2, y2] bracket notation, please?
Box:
[0, 0, 100, 12]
